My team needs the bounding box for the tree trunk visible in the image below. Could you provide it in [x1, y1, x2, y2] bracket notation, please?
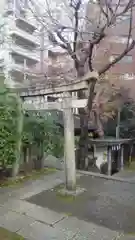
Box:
[94, 111, 104, 137]
[76, 66, 98, 170]
[76, 87, 89, 169]
[77, 82, 97, 169]
[77, 110, 89, 169]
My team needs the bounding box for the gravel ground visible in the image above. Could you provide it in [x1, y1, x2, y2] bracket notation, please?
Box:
[27, 175, 135, 234]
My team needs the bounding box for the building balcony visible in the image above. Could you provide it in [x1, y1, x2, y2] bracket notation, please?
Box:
[15, 17, 37, 34]
[9, 27, 40, 47]
[6, 62, 38, 85]
[8, 62, 38, 77]
[9, 62, 29, 73]
[4, 0, 37, 29]
[4, 2, 14, 15]
[10, 44, 40, 63]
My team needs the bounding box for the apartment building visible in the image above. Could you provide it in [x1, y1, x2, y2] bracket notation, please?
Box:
[86, 0, 135, 99]
[0, 0, 40, 88]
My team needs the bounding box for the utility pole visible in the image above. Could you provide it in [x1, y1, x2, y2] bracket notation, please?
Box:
[116, 107, 121, 139]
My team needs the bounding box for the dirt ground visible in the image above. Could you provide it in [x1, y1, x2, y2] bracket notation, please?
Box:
[27, 175, 135, 234]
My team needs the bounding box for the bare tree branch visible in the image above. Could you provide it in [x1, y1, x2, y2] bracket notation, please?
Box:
[70, 0, 82, 52]
[88, 43, 94, 71]
[126, 6, 133, 48]
[48, 31, 68, 50]
[99, 4, 134, 75]
[116, 0, 135, 17]
[28, 0, 135, 141]
[99, 40, 135, 75]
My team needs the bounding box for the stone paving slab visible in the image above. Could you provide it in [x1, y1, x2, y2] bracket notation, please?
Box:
[5, 178, 64, 200]
[0, 210, 35, 232]
[0, 205, 11, 216]
[25, 204, 66, 225]
[0, 171, 64, 198]
[55, 216, 121, 240]
[18, 218, 123, 240]
[20, 178, 63, 199]
[1, 199, 36, 213]
[0, 194, 13, 206]
[0, 171, 80, 202]
[0, 206, 128, 240]
[0, 198, 124, 240]
[73, 233, 122, 240]
[18, 220, 75, 240]
[1, 199, 66, 226]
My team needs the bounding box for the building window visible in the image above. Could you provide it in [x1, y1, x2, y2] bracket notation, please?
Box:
[7, 0, 13, 10]
[110, 55, 133, 63]
[109, 36, 132, 44]
[110, 9, 130, 27]
[116, 14, 130, 23]
[15, 0, 27, 17]
[120, 55, 132, 63]
[120, 73, 135, 80]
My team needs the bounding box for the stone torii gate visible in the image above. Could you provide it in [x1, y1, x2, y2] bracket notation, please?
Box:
[20, 71, 99, 191]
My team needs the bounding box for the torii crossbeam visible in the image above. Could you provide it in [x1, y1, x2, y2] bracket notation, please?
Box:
[18, 71, 99, 97]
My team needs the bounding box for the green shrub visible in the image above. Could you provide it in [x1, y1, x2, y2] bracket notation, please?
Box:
[0, 82, 23, 169]
[22, 112, 64, 158]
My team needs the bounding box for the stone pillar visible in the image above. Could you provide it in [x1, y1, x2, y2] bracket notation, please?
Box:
[63, 97, 76, 190]
[120, 145, 124, 170]
[107, 146, 112, 176]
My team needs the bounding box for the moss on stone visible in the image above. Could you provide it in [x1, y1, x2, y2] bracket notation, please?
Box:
[0, 227, 24, 239]
[56, 192, 76, 202]
[0, 168, 56, 188]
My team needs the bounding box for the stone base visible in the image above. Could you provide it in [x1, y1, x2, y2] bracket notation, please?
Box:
[58, 186, 86, 197]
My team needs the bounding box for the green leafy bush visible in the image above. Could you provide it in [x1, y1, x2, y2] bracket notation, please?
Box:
[0, 81, 63, 171]
[0, 83, 23, 169]
[22, 112, 64, 158]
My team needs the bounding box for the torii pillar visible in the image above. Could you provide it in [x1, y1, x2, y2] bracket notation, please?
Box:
[63, 94, 76, 190]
